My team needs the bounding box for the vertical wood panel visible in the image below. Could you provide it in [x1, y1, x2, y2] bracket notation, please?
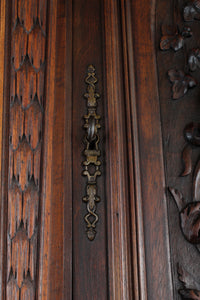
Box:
[120, 0, 147, 299]
[64, 0, 73, 298]
[130, 0, 174, 298]
[72, 0, 108, 299]
[103, 1, 133, 299]
[38, 0, 57, 298]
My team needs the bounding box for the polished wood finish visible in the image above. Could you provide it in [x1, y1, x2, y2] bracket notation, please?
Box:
[7, 1, 47, 298]
[0, 0, 198, 299]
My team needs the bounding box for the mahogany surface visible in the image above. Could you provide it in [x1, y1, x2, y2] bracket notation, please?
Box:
[0, 0, 199, 299]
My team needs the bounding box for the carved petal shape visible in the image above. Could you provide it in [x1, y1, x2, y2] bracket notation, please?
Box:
[13, 138, 33, 191]
[181, 144, 192, 176]
[189, 49, 200, 71]
[12, 0, 18, 28]
[8, 185, 22, 239]
[168, 69, 197, 99]
[170, 35, 184, 51]
[16, 59, 37, 108]
[38, 0, 47, 33]
[18, 0, 37, 32]
[160, 35, 184, 51]
[193, 160, 200, 201]
[182, 26, 193, 38]
[184, 4, 200, 21]
[12, 229, 29, 287]
[33, 144, 41, 187]
[23, 183, 39, 239]
[29, 234, 37, 281]
[28, 25, 46, 69]
[24, 100, 42, 150]
[184, 122, 200, 146]
[21, 279, 35, 300]
[7, 278, 20, 299]
[178, 264, 200, 291]
[169, 187, 185, 211]
[11, 24, 27, 70]
[180, 202, 200, 244]
[37, 69, 45, 106]
[194, 0, 200, 9]
[179, 289, 200, 299]
[10, 101, 24, 150]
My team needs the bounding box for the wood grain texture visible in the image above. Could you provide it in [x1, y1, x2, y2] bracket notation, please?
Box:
[7, 1, 47, 298]
[38, 0, 57, 298]
[103, 1, 133, 299]
[0, 0, 192, 299]
[0, 1, 10, 298]
[0, 1, 8, 298]
[130, 0, 174, 298]
[72, 0, 108, 299]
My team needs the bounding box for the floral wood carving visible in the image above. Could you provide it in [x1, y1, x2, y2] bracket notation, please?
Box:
[178, 265, 200, 299]
[169, 187, 200, 244]
[189, 49, 200, 71]
[160, 25, 192, 51]
[160, 4, 200, 99]
[182, 122, 200, 176]
[82, 65, 101, 241]
[7, 1, 47, 299]
[168, 69, 197, 99]
[184, 0, 200, 22]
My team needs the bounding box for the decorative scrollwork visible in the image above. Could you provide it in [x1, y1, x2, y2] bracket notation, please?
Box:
[82, 65, 101, 241]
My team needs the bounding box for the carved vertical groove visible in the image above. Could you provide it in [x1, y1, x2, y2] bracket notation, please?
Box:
[7, 1, 47, 298]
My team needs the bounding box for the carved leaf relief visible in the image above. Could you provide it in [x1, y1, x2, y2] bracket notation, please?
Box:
[178, 265, 200, 299]
[160, 25, 192, 51]
[11, 229, 29, 287]
[169, 188, 200, 244]
[17, 0, 38, 33]
[189, 49, 200, 71]
[182, 123, 200, 176]
[184, 0, 200, 22]
[11, 24, 27, 70]
[8, 185, 23, 239]
[20, 280, 35, 300]
[182, 145, 193, 176]
[10, 101, 24, 150]
[168, 69, 197, 99]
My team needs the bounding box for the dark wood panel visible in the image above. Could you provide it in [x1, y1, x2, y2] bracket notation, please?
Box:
[130, 0, 174, 299]
[72, 0, 108, 299]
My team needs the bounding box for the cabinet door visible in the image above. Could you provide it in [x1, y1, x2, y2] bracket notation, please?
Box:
[1, 0, 199, 299]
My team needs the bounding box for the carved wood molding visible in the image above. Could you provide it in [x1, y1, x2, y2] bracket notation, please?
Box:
[7, 1, 47, 298]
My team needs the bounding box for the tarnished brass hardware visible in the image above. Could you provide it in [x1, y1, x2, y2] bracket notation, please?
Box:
[87, 117, 96, 141]
[82, 65, 101, 241]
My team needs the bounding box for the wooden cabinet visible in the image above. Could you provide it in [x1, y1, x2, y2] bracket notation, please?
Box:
[0, 0, 199, 299]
